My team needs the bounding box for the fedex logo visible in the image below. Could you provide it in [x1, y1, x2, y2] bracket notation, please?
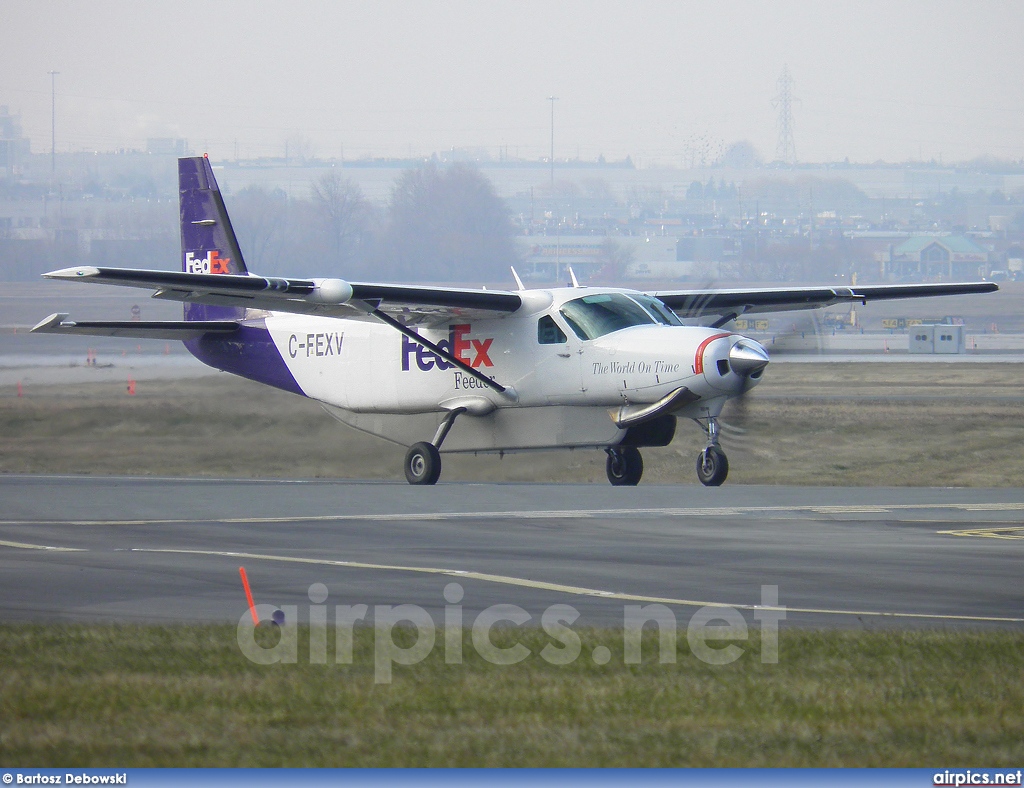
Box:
[185, 250, 231, 274]
[402, 324, 494, 372]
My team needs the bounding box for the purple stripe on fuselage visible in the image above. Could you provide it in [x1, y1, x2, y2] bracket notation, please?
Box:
[184, 322, 305, 396]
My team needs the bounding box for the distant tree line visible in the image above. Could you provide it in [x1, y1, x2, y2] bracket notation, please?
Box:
[0, 162, 522, 283]
[230, 162, 520, 283]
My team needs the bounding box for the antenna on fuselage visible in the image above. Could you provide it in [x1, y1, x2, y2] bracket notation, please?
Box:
[568, 266, 581, 288]
[510, 266, 526, 291]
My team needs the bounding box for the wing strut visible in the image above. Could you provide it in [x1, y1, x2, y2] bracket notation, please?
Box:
[368, 308, 510, 395]
[710, 307, 751, 329]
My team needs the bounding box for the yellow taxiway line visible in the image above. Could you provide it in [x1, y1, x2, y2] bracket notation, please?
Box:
[939, 526, 1024, 539]
[0, 539, 86, 551]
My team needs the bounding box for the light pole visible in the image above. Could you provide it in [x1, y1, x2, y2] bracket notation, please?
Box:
[48, 70, 59, 173]
[547, 96, 558, 187]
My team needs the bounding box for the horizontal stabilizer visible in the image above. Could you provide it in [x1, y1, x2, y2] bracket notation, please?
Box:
[31, 313, 239, 339]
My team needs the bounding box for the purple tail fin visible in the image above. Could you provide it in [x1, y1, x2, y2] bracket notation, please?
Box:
[179, 156, 247, 321]
[179, 157, 305, 396]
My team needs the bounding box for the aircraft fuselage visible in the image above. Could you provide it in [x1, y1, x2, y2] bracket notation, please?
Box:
[191, 286, 769, 454]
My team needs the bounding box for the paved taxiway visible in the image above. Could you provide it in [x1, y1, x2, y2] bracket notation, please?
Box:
[1, 475, 1022, 628]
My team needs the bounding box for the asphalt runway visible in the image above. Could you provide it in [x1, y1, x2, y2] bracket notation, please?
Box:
[1, 475, 1022, 629]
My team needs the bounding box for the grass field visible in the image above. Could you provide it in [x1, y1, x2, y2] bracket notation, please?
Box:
[2, 362, 1022, 485]
[1, 625, 1022, 767]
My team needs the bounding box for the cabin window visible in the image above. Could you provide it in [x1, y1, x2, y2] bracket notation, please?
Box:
[558, 293, 658, 341]
[538, 315, 567, 344]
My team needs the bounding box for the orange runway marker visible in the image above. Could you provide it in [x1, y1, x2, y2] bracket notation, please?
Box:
[239, 566, 259, 625]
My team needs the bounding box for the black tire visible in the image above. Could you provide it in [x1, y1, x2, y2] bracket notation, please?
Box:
[606, 446, 643, 486]
[696, 446, 729, 486]
[405, 442, 441, 485]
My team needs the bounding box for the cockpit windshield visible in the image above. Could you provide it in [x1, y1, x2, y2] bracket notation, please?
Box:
[559, 292, 678, 341]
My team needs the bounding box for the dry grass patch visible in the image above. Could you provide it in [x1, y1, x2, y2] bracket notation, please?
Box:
[1, 363, 1022, 485]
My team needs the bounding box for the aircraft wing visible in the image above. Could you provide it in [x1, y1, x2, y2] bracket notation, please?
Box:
[42, 266, 523, 324]
[655, 281, 998, 321]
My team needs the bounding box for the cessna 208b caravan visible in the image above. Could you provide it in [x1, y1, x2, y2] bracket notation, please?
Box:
[34, 156, 997, 486]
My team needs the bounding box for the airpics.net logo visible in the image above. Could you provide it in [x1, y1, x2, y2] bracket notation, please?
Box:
[236, 582, 786, 684]
[934, 771, 1023, 786]
[185, 250, 231, 274]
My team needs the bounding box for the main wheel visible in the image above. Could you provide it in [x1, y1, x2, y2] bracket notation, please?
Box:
[606, 446, 643, 486]
[696, 446, 729, 486]
[405, 442, 441, 485]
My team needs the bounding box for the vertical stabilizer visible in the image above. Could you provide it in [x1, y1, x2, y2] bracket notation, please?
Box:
[178, 157, 304, 395]
[179, 156, 247, 320]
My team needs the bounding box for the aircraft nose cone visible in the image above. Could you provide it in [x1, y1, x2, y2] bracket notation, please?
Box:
[729, 339, 770, 377]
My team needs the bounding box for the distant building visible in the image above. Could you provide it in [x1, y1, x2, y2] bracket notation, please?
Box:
[885, 236, 989, 280]
[1004, 244, 1023, 278]
[517, 235, 605, 281]
[676, 236, 736, 263]
[146, 138, 189, 156]
[516, 235, 681, 282]
[0, 106, 31, 176]
[909, 324, 966, 354]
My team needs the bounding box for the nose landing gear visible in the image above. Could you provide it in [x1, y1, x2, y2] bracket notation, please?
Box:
[694, 416, 729, 486]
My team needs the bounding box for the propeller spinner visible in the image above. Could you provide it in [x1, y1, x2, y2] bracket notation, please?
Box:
[729, 338, 770, 378]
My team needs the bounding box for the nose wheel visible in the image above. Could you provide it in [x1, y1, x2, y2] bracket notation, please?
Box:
[693, 416, 729, 486]
[696, 445, 729, 486]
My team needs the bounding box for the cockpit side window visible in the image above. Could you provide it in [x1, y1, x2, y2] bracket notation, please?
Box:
[560, 311, 590, 341]
[538, 314, 567, 344]
[634, 294, 683, 326]
[558, 293, 657, 340]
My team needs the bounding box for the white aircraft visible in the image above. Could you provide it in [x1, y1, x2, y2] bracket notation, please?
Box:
[34, 156, 997, 486]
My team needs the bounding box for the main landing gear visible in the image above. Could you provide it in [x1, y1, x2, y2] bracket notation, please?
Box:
[605, 446, 643, 486]
[694, 416, 728, 486]
[404, 407, 465, 485]
[404, 442, 442, 485]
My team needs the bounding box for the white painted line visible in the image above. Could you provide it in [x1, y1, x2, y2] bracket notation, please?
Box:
[3, 500, 1023, 526]
[132, 547, 1024, 624]
[0, 539, 85, 552]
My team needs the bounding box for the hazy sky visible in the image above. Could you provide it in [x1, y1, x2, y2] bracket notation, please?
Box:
[3, 0, 1023, 165]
